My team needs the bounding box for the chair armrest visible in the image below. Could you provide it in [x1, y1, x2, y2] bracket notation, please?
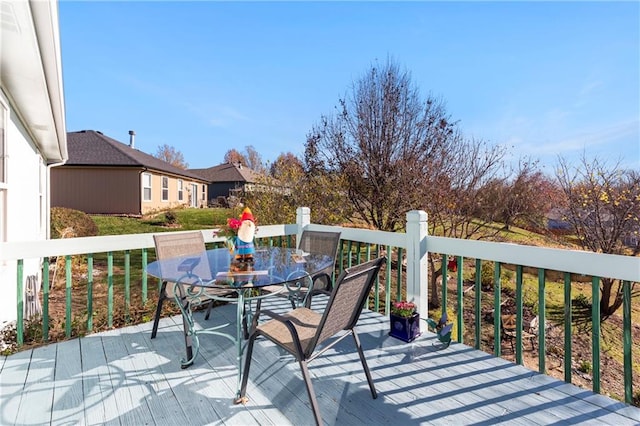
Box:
[258, 309, 306, 355]
[311, 272, 334, 291]
[304, 288, 332, 308]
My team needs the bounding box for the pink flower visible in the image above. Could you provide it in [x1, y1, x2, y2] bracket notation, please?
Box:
[227, 218, 242, 231]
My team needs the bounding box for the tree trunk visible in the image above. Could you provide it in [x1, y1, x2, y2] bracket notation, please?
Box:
[428, 256, 441, 309]
[600, 278, 623, 321]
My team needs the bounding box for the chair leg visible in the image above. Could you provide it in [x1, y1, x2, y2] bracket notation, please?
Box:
[299, 360, 322, 426]
[204, 300, 213, 320]
[151, 281, 168, 339]
[351, 330, 377, 399]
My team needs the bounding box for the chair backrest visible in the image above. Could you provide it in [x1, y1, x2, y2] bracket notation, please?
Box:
[297, 230, 341, 261]
[306, 256, 385, 356]
[297, 230, 341, 288]
[153, 231, 206, 260]
[153, 232, 210, 285]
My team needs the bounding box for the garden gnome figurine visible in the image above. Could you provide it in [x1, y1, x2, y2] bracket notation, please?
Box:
[234, 207, 256, 260]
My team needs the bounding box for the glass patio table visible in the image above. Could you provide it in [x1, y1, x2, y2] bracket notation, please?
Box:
[146, 246, 334, 403]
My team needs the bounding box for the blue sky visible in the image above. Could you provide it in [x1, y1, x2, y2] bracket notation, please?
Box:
[59, 1, 639, 173]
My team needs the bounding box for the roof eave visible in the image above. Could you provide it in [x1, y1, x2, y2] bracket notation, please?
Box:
[1, 0, 67, 164]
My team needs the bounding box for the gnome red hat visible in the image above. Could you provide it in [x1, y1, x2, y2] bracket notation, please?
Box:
[241, 207, 254, 223]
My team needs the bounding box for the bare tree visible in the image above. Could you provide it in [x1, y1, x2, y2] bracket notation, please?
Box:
[223, 146, 265, 173]
[246, 152, 351, 226]
[556, 154, 640, 321]
[245, 145, 266, 174]
[223, 149, 247, 166]
[419, 138, 507, 308]
[305, 58, 459, 232]
[482, 159, 561, 231]
[270, 152, 304, 179]
[155, 144, 188, 169]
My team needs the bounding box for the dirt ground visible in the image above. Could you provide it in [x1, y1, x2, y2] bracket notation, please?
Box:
[461, 289, 640, 406]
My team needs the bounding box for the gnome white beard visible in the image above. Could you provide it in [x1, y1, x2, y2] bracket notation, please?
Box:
[237, 220, 255, 242]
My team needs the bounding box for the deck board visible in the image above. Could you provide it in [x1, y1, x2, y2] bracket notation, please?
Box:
[1, 298, 639, 426]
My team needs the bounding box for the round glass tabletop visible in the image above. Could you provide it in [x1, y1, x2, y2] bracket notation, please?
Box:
[146, 246, 334, 288]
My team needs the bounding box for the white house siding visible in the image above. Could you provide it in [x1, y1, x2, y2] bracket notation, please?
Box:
[0, 96, 48, 324]
[0, 0, 67, 325]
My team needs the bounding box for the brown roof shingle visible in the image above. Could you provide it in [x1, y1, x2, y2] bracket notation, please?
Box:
[65, 130, 207, 182]
[190, 162, 259, 183]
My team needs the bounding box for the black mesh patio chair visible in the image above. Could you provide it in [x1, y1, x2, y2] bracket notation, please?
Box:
[239, 256, 386, 426]
[263, 230, 341, 308]
[150, 232, 234, 340]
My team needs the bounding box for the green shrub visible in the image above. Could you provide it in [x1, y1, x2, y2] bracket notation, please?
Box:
[573, 293, 591, 309]
[578, 360, 592, 374]
[470, 261, 497, 288]
[50, 207, 98, 238]
[165, 210, 178, 225]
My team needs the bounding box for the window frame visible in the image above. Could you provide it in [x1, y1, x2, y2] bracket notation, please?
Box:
[161, 176, 169, 202]
[178, 179, 183, 202]
[142, 173, 152, 202]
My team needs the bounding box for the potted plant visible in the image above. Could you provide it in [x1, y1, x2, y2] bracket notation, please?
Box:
[389, 300, 421, 342]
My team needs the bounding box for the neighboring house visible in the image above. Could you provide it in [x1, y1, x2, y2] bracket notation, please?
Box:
[190, 162, 260, 205]
[0, 0, 68, 323]
[546, 208, 572, 231]
[51, 130, 209, 215]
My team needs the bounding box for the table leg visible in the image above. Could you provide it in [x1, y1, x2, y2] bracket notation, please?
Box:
[174, 282, 199, 368]
[234, 290, 246, 403]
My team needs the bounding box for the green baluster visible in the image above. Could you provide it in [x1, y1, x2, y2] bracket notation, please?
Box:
[563, 272, 572, 383]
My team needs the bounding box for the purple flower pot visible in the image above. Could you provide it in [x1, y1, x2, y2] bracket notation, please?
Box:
[389, 312, 421, 343]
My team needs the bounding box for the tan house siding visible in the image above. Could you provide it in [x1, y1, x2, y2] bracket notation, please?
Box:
[141, 173, 207, 214]
[52, 131, 210, 215]
[51, 167, 141, 215]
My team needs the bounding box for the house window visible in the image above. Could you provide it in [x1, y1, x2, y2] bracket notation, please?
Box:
[162, 176, 169, 201]
[142, 173, 152, 201]
[201, 184, 206, 201]
[178, 179, 183, 201]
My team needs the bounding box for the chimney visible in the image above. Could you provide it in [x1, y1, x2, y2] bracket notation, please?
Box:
[128, 130, 136, 148]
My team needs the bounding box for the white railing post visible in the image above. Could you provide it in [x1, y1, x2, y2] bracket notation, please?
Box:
[296, 207, 311, 243]
[405, 210, 429, 318]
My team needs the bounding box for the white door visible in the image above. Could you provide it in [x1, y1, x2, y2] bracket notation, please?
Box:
[191, 183, 198, 207]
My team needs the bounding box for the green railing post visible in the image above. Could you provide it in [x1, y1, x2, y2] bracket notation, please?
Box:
[474, 259, 482, 350]
[493, 262, 501, 357]
[591, 276, 601, 394]
[395, 247, 403, 303]
[563, 272, 572, 383]
[108, 252, 114, 328]
[42, 257, 50, 342]
[537, 268, 546, 374]
[17, 259, 24, 346]
[383, 244, 391, 314]
[442, 254, 448, 318]
[142, 248, 148, 303]
[515, 265, 524, 365]
[87, 254, 94, 332]
[456, 256, 463, 343]
[622, 280, 632, 404]
[65, 255, 72, 337]
[125, 250, 131, 322]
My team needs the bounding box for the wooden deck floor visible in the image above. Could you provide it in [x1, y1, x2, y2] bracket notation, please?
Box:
[2, 297, 639, 426]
